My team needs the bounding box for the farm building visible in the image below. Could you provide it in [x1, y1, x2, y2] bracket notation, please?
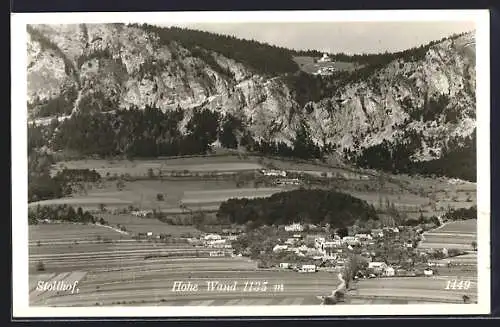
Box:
[323, 240, 342, 248]
[368, 261, 388, 272]
[318, 53, 332, 63]
[342, 236, 360, 246]
[273, 244, 289, 253]
[371, 229, 384, 238]
[204, 234, 222, 241]
[261, 169, 287, 177]
[300, 264, 317, 273]
[131, 210, 153, 217]
[279, 262, 291, 269]
[209, 251, 226, 257]
[206, 239, 227, 248]
[285, 223, 304, 232]
[383, 266, 396, 277]
[276, 178, 300, 185]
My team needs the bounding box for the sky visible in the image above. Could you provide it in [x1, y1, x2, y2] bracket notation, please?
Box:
[160, 21, 475, 54]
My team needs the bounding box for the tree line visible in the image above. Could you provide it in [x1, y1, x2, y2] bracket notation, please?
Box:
[29, 204, 108, 225]
[28, 146, 102, 203]
[444, 206, 477, 220]
[292, 32, 467, 64]
[349, 130, 476, 182]
[136, 24, 299, 76]
[31, 104, 327, 161]
[217, 189, 378, 229]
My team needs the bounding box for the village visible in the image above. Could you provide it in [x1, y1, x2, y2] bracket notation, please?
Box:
[128, 213, 472, 283]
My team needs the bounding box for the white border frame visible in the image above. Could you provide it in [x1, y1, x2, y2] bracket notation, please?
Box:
[11, 9, 490, 318]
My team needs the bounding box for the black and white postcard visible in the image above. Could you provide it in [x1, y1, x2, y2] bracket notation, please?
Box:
[11, 9, 491, 317]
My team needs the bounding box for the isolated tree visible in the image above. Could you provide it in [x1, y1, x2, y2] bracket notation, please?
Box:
[36, 261, 45, 272]
[193, 211, 206, 229]
[471, 241, 477, 251]
[342, 254, 362, 289]
[116, 179, 125, 191]
[99, 203, 106, 212]
[156, 193, 164, 201]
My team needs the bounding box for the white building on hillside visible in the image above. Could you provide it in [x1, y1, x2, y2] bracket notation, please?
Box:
[261, 169, 287, 177]
[285, 223, 304, 232]
[342, 236, 360, 246]
[204, 234, 222, 241]
[318, 53, 332, 63]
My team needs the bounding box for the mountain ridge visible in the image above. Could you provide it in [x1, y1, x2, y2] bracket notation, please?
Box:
[26, 24, 476, 181]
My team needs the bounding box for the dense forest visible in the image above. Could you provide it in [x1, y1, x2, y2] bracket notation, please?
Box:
[136, 24, 299, 76]
[444, 206, 477, 220]
[292, 32, 467, 64]
[28, 128, 102, 203]
[28, 106, 475, 182]
[217, 189, 378, 229]
[30, 105, 323, 161]
[28, 204, 107, 225]
[28, 165, 103, 203]
[350, 130, 476, 182]
[48, 106, 220, 157]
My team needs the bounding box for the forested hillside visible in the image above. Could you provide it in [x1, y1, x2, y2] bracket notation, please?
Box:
[27, 24, 476, 181]
[217, 189, 379, 228]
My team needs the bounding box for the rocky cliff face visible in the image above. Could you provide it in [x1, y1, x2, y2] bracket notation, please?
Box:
[27, 24, 475, 162]
[308, 32, 476, 161]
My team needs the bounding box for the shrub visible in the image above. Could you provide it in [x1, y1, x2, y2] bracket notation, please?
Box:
[36, 261, 45, 272]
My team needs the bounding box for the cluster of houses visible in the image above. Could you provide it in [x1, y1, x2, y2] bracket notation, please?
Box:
[273, 222, 436, 277]
[273, 230, 392, 259]
[194, 229, 243, 249]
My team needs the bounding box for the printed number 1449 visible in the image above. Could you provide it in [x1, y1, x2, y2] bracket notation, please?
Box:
[445, 280, 471, 290]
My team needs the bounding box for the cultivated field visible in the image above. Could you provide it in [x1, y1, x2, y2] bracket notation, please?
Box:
[50, 157, 264, 178]
[351, 276, 477, 304]
[433, 254, 478, 268]
[29, 223, 478, 307]
[181, 188, 284, 205]
[93, 213, 201, 236]
[45, 155, 476, 208]
[29, 223, 130, 242]
[29, 179, 243, 211]
[419, 220, 477, 251]
[32, 156, 477, 225]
